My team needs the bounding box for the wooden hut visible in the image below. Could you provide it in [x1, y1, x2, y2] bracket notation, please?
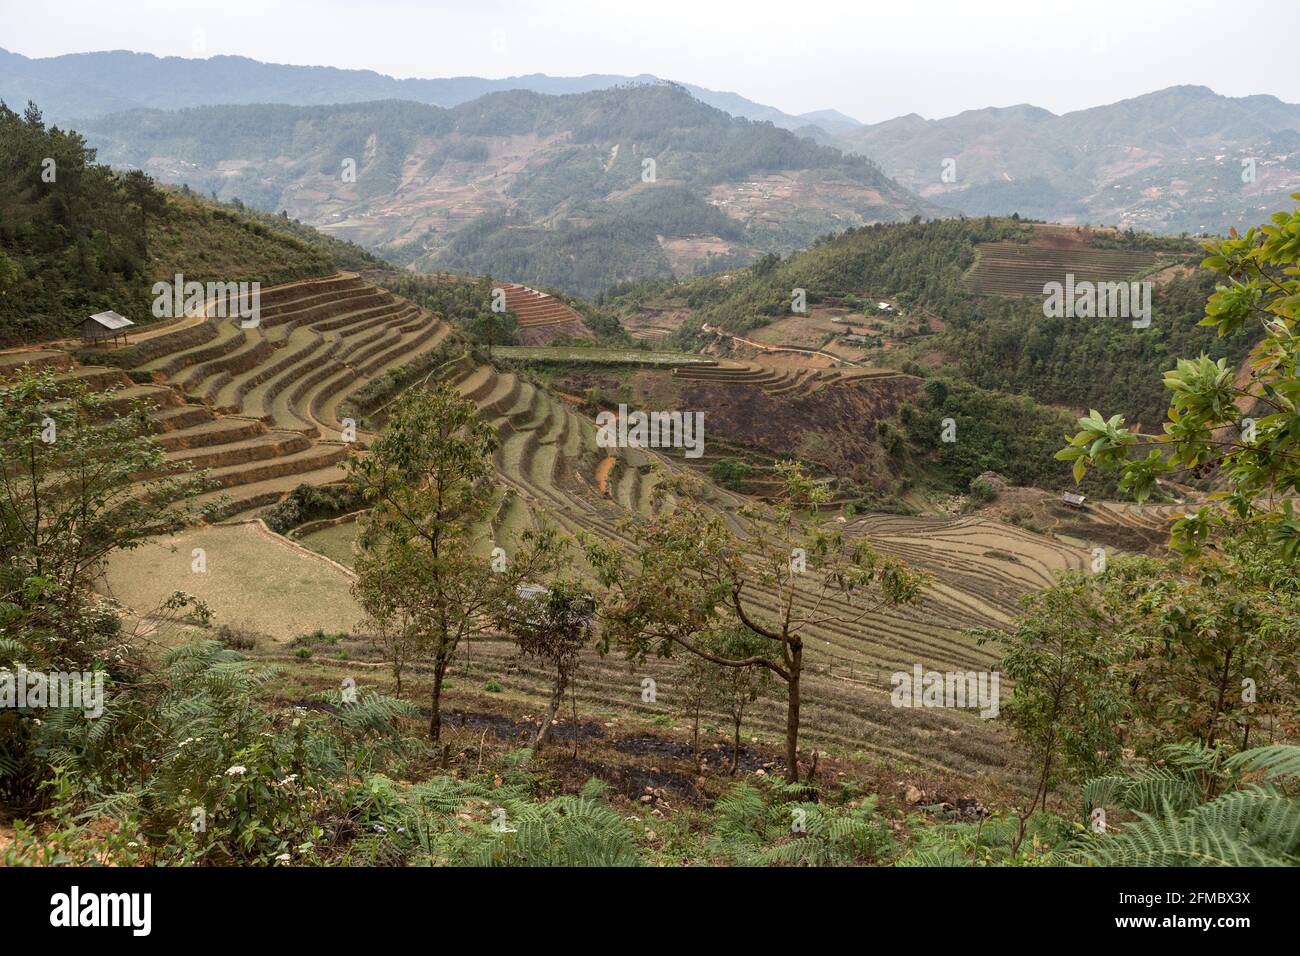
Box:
[82, 311, 134, 347]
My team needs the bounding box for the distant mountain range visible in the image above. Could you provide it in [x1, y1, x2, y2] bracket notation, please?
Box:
[0, 47, 857, 134]
[4, 46, 1297, 287]
[838, 85, 1300, 235]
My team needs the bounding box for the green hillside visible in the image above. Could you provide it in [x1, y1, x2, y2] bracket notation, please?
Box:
[0, 102, 384, 345]
[607, 216, 1257, 426]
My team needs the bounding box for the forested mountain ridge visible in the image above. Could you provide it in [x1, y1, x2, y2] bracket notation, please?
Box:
[72, 84, 934, 297]
[7, 46, 1296, 237]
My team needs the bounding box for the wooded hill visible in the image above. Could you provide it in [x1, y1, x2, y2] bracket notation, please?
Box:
[0, 102, 385, 345]
[606, 216, 1256, 426]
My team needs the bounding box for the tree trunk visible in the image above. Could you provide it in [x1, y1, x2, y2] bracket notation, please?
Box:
[1034, 750, 1055, 814]
[1205, 647, 1234, 751]
[731, 714, 741, 776]
[1031, 725, 1057, 816]
[429, 657, 447, 742]
[534, 672, 568, 752]
[692, 703, 701, 772]
[784, 643, 802, 783]
[571, 677, 580, 759]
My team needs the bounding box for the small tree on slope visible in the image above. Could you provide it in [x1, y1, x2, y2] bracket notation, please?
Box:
[587, 465, 927, 783]
[348, 383, 561, 742]
[496, 577, 594, 752]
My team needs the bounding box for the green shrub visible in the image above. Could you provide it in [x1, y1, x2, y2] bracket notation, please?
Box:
[346, 773, 642, 866]
[215, 624, 259, 651]
[10, 641, 418, 865]
[262, 484, 362, 534]
[969, 477, 998, 504]
[707, 777, 895, 866]
[707, 458, 753, 489]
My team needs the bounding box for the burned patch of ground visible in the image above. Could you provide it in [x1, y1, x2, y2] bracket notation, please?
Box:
[562, 755, 703, 806]
[613, 734, 775, 774]
[440, 708, 607, 745]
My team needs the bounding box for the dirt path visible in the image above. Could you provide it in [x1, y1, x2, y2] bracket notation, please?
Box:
[701, 324, 864, 367]
[595, 455, 616, 494]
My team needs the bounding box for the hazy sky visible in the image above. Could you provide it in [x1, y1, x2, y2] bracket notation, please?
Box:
[5, 0, 1298, 123]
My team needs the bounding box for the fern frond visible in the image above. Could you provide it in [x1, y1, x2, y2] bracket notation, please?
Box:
[1227, 744, 1300, 780]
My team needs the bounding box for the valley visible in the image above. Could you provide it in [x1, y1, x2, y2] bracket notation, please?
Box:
[1, 21, 1297, 881]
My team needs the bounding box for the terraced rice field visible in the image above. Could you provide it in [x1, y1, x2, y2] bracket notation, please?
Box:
[848, 514, 1088, 630]
[501, 283, 589, 344]
[0, 348, 70, 373]
[296, 519, 361, 568]
[491, 345, 715, 366]
[966, 242, 1163, 296]
[0, 351, 351, 520]
[317, 630, 1029, 784]
[1082, 501, 1188, 533]
[671, 361, 904, 397]
[131, 272, 449, 432]
[15, 272, 460, 517]
[0, 273, 1111, 781]
[420, 354, 1076, 778]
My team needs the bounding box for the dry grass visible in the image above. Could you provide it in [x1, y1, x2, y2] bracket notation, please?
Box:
[99, 522, 362, 643]
[298, 521, 359, 569]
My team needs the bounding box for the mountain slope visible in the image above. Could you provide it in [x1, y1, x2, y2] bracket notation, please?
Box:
[6, 48, 1296, 236]
[75, 85, 931, 297]
[836, 85, 1300, 234]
